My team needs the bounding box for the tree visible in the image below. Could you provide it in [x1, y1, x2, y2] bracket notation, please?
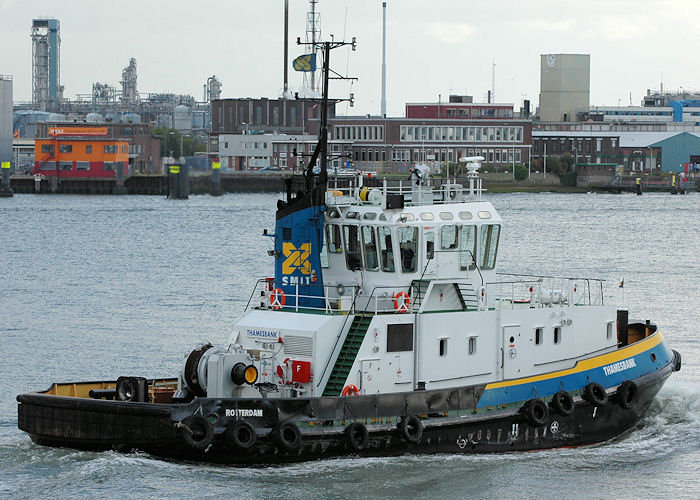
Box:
[150, 126, 206, 157]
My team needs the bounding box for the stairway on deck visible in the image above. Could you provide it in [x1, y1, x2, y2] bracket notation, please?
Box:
[322, 314, 373, 396]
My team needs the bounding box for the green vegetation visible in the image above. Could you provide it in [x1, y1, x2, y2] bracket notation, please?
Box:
[514, 164, 528, 181]
[150, 126, 207, 157]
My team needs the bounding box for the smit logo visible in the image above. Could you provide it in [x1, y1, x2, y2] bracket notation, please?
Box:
[282, 242, 311, 275]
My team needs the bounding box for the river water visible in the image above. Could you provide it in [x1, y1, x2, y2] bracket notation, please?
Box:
[0, 192, 697, 499]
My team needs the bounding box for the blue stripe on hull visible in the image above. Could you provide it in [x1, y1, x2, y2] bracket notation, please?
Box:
[477, 336, 674, 408]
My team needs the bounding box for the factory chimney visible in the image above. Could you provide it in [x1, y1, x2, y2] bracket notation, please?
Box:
[381, 2, 387, 118]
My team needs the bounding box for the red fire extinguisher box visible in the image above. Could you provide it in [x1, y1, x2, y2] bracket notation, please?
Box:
[292, 360, 311, 383]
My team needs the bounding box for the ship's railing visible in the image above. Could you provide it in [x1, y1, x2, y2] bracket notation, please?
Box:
[489, 273, 605, 309]
[245, 279, 360, 314]
[326, 176, 478, 207]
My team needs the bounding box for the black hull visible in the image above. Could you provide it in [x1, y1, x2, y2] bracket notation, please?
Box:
[17, 359, 675, 465]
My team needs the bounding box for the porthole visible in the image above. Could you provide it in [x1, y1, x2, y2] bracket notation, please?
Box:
[468, 337, 477, 355]
[554, 327, 561, 345]
[363, 212, 377, 220]
[400, 213, 415, 221]
[458, 211, 473, 220]
[439, 212, 454, 220]
[420, 212, 434, 221]
[478, 211, 492, 220]
[651, 352, 657, 362]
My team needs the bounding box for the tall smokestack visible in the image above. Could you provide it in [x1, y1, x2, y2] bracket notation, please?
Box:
[381, 2, 387, 117]
[284, 0, 289, 97]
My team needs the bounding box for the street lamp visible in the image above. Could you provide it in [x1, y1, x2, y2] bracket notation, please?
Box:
[168, 131, 175, 158]
[180, 134, 191, 158]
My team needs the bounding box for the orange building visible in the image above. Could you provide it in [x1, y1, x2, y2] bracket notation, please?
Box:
[33, 127, 130, 177]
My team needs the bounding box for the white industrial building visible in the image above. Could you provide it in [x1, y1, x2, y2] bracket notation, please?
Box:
[538, 54, 590, 122]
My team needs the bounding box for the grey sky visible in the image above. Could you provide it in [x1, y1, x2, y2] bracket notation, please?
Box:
[1, 0, 698, 116]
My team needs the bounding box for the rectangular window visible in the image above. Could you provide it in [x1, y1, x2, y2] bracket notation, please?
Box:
[535, 328, 543, 345]
[378, 226, 395, 272]
[554, 327, 562, 344]
[76, 161, 90, 170]
[41, 144, 55, 154]
[361, 226, 379, 271]
[38, 161, 56, 171]
[398, 226, 418, 272]
[59, 144, 72, 153]
[468, 336, 476, 355]
[479, 224, 501, 270]
[387, 324, 413, 352]
[606, 322, 613, 340]
[460, 225, 477, 270]
[59, 161, 73, 171]
[441, 225, 458, 249]
[104, 145, 117, 154]
[343, 225, 362, 271]
[103, 161, 115, 171]
[439, 338, 447, 357]
[425, 230, 435, 261]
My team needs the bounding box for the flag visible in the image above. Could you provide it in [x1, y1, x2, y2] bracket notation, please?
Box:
[293, 53, 316, 72]
[13, 129, 19, 138]
[619, 279, 624, 288]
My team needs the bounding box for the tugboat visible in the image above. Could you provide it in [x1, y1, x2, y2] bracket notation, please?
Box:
[17, 41, 681, 465]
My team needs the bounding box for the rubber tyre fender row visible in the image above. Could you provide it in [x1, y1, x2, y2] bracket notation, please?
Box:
[582, 382, 608, 406]
[224, 420, 257, 450]
[522, 398, 549, 426]
[272, 421, 302, 452]
[179, 415, 214, 451]
[616, 380, 638, 410]
[550, 391, 575, 417]
[345, 422, 370, 451]
[398, 415, 423, 443]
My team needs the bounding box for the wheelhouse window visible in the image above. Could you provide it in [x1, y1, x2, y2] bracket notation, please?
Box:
[441, 225, 458, 250]
[460, 225, 477, 270]
[425, 230, 435, 261]
[480, 224, 501, 270]
[361, 226, 379, 271]
[378, 226, 395, 272]
[343, 225, 362, 271]
[326, 224, 342, 253]
[398, 226, 418, 273]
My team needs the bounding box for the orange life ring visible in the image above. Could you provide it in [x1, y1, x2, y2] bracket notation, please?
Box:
[392, 291, 410, 313]
[342, 384, 359, 396]
[270, 288, 286, 310]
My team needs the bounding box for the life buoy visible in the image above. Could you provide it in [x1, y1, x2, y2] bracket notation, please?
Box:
[345, 422, 369, 450]
[178, 415, 214, 451]
[272, 421, 302, 451]
[522, 398, 549, 426]
[269, 288, 286, 310]
[616, 380, 638, 410]
[550, 391, 575, 416]
[224, 420, 257, 450]
[341, 384, 359, 396]
[398, 415, 423, 443]
[392, 291, 410, 313]
[582, 382, 608, 406]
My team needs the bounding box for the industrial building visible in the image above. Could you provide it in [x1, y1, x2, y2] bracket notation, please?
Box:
[34, 122, 162, 174]
[321, 116, 532, 173]
[538, 54, 590, 122]
[33, 127, 130, 178]
[532, 124, 700, 174]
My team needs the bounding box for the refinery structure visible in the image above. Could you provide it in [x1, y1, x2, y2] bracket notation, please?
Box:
[18, 17, 220, 134]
